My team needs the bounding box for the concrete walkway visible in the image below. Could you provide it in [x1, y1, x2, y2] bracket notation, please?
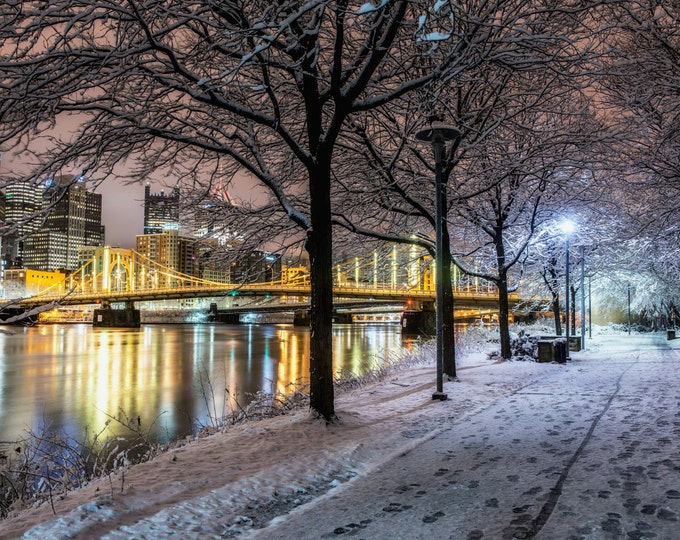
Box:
[248, 334, 680, 539]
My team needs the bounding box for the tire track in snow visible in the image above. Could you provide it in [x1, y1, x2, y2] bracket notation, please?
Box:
[515, 357, 638, 539]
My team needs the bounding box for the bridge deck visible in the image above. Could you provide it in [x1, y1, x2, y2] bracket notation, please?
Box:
[12, 283, 517, 310]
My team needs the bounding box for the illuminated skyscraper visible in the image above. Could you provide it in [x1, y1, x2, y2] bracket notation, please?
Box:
[144, 184, 180, 234]
[22, 175, 105, 272]
[230, 250, 282, 283]
[1, 180, 44, 267]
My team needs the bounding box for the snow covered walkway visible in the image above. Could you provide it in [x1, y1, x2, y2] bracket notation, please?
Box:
[249, 333, 680, 539]
[2, 333, 679, 539]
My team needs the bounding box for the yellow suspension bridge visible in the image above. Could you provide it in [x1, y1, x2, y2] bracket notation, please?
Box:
[1, 246, 519, 325]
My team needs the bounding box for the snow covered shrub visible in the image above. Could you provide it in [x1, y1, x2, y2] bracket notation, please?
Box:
[606, 322, 651, 333]
[0, 427, 111, 518]
[194, 376, 311, 434]
[235, 384, 310, 424]
[486, 329, 540, 362]
[509, 330, 540, 361]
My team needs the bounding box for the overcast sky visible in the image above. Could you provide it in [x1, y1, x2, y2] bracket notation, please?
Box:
[95, 180, 146, 248]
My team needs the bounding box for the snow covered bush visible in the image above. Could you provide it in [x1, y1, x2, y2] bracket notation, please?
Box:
[486, 324, 557, 362]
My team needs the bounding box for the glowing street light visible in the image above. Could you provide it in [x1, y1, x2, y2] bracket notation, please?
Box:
[415, 119, 460, 401]
[559, 219, 576, 360]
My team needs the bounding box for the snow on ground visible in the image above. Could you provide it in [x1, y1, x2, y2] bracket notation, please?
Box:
[0, 329, 675, 539]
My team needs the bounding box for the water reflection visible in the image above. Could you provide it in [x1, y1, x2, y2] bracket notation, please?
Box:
[0, 323, 410, 446]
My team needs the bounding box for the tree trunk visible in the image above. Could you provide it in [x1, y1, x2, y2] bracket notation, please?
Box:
[542, 259, 562, 336]
[552, 291, 562, 336]
[494, 227, 512, 359]
[306, 166, 336, 422]
[497, 272, 512, 359]
[570, 285, 577, 336]
[441, 229, 456, 378]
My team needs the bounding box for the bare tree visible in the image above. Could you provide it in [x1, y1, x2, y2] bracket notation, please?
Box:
[0, 1, 476, 421]
[450, 130, 599, 357]
[333, 6, 611, 360]
[593, 0, 680, 325]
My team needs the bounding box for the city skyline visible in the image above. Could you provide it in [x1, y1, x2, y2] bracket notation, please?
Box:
[71, 174, 257, 249]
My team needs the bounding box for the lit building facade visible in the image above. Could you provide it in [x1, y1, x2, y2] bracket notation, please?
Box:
[22, 175, 105, 272]
[191, 186, 240, 282]
[1, 181, 44, 267]
[193, 237, 231, 283]
[230, 250, 282, 284]
[2, 267, 66, 298]
[0, 188, 6, 272]
[144, 184, 180, 234]
[136, 229, 197, 282]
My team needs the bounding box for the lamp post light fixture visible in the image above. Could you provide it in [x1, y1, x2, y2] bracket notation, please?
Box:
[415, 120, 461, 401]
[559, 219, 576, 360]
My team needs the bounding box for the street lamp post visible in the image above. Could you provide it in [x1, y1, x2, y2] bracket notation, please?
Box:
[628, 284, 631, 335]
[415, 120, 460, 401]
[580, 245, 585, 350]
[565, 235, 571, 360]
[559, 220, 576, 361]
[588, 277, 592, 339]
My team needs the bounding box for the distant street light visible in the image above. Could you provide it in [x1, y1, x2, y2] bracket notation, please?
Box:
[628, 283, 631, 335]
[580, 245, 585, 350]
[559, 219, 576, 361]
[415, 119, 460, 401]
[588, 277, 592, 339]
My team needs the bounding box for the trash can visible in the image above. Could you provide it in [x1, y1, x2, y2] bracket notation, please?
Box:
[553, 339, 567, 364]
[668, 330, 676, 340]
[537, 338, 567, 363]
[537, 340, 554, 363]
[568, 336, 582, 352]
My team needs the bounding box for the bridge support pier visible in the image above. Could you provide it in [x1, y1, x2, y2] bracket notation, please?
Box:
[401, 306, 436, 335]
[216, 312, 241, 324]
[93, 301, 141, 328]
[333, 312, 353, 324]
[293, 310, 309, 327]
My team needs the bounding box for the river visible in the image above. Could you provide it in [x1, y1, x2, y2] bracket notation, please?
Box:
[0, 323, 414, 449]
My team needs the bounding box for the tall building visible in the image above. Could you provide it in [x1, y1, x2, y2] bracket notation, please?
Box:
[0, 189, 6, 274]
[190, 182, 240, 282]
[136, 229, 197, 285]
[194, 237, 231, 282]
[22, 175, 105, 272]
[192, 179, 239, 241]
[230, 250, 282, 284]
[144, 184, 180, 234]
[1, 180, 45, 267]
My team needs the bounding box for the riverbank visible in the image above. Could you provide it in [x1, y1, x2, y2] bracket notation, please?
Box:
[2, 329, 675, 538]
